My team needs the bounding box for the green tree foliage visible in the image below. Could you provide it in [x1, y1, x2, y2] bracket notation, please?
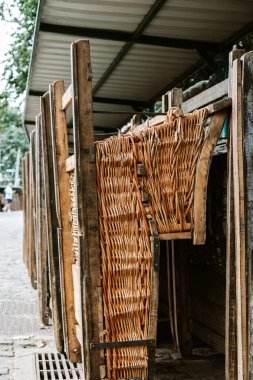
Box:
[0, 125, 28, 184]
[0, 0, 39, 97]
[0, 92, 22, 133]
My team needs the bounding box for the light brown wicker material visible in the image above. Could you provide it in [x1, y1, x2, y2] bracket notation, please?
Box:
[95, 107, 208, 379]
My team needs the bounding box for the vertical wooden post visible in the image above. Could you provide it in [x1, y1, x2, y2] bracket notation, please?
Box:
[41, 92, 64, 353]
[25, 152, 30, 271]
[226, 47, 244, 380]
[49, 81, 81, 363]
[35, 113, 50, 326]
[241, 51, 253, 380]
[22, 154, 28, 266]
[232, 57, 247, 380]
[71, 40, 101, 379]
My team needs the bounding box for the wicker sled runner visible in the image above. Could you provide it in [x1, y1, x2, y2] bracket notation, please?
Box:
[95, 107, 208, 379]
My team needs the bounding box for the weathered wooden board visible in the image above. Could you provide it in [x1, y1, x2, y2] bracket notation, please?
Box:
[49, 81, 81, 363]
[35, 113, 50, 326]
[232, 58, 247, 380]
[241, 50, 253, 380]
[225, 48, 244, 380]
[71, 40, 102, 378]
[41, 92, 64, 353]
[29, 130, 37, 289]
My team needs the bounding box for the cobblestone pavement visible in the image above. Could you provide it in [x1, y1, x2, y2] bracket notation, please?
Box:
[0, 211, 55, 380]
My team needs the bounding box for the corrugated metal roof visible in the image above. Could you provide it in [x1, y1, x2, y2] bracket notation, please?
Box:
[24, 0, 253, 135]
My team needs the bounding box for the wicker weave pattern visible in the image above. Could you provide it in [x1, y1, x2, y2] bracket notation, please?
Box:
[132, 107, 208, 233]
[96, 137, 152, 379]
[96, 107, 208, 379]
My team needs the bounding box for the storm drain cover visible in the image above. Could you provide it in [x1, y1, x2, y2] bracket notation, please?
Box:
[35, 352, 83, 380]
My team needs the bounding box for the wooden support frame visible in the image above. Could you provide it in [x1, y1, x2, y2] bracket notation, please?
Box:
[41, 92, 64, 353]
[71, 40, 102, 379]
[49, 81, 81, 363]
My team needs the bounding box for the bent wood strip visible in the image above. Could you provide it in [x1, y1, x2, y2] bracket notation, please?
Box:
[50, 81, 81, 363]
[41, 92, 64, 353]
[193, 109, 227, 245]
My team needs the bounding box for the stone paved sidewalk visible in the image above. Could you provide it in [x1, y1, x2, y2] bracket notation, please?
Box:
[0, 211, 55, 380]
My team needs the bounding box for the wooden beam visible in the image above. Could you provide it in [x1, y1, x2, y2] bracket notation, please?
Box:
[159, 231, 191, 240]
[49, 81, 81, 363]
[71, 40, 102, 379]
[193, 109, 227, 245]
[62, 84, 72, 111]
[41, 92, 64, 353]
[182, 79, 228, 114]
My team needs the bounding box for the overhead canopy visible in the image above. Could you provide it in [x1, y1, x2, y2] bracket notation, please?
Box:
[24, 0, 253, 136]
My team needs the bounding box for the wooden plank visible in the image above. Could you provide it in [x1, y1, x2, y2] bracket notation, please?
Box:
[193, 109, 227, 245]
[65, 155, 75, 173]
[232, 58, 247, 380]
[71, 40, 102, 379]
[132, 98, 231, 134]
[22, 154, 28, 267]
[225, 48, 244, 380]
[29, 130, 37, 289]
[62, 84, 72, 111]
[49, 81, 81, 363]
[182, 79, 228, 114]
[41, 92, 64, 353]
[35, 113, 50, 326]
[159, 231, 191, 240]
[241, 50, 253, 380]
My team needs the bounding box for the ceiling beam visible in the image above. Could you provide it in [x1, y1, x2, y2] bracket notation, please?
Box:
[29, 89, 148, 108]
[92, 0, 168, 95]
[40, 22, 218, 51]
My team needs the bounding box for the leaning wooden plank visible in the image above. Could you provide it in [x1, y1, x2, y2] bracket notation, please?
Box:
[49, 81, 81, 363]
[62, 84, 72, 111]
[25, 152, 30, 271]
[41, 92, 64, 353]
[241, 50, 253, 380]
[22, 154, 28, 266]
[35, 113, 50, 326]
[29, 130, 37, 289]
[71, 40, 102, 378]
[193, 109, 228, 245]
[232, 58, 247, 380]
[182, 79, 228, 114]
[225, 47, 244, 380]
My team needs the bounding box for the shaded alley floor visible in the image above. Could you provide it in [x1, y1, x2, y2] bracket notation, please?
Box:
[0, 211, 55, 379]
[0, 211, 225, 380]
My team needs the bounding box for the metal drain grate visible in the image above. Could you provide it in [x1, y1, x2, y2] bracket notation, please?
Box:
[35, 352, 83, 380]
